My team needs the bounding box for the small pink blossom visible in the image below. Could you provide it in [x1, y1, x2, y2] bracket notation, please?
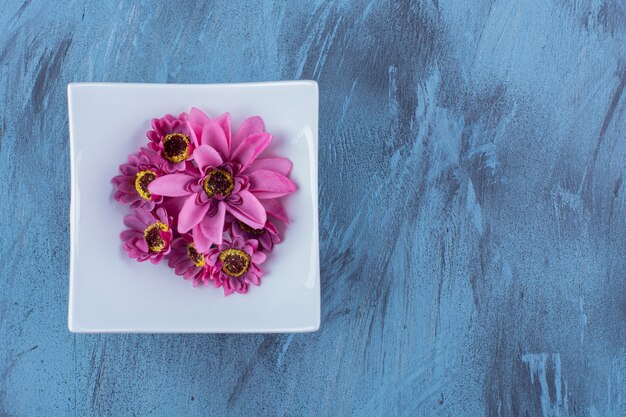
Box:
[207, 236, 266, 296]
[147, 113, 195, 173]
[167, 234, 212, 287]
[111, 148, 166, 210]
[120, 207, 173, 264]
[229, 218, 281, 252]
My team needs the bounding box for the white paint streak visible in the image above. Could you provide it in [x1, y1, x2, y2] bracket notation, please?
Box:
[578, 297, 587, 344]
[466, 179, 484, 235]
[337, 79, 357, 127]
[276, 334, 294, 368]
[522, 352, 569, 417]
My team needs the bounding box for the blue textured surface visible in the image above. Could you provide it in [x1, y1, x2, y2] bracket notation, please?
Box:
[1, 1, 625, 416]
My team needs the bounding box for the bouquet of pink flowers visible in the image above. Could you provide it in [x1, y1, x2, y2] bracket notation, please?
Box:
[112, 108, 296, 295]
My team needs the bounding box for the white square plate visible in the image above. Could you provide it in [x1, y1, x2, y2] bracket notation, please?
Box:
[68, 81, 319, 333]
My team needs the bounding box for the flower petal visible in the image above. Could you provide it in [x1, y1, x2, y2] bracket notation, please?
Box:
[121, 193, 141, 204]
[247, 169, 297, 199]
[200, 119, 229, 159]
[120, 230, 142, 240]
[247, 157, 292, 176]
[232, 116, 264, 151]
[149, 254, 163, 264]
[216, 112, 231, 152]
[193, 145, 223, 171]
[175, 259, 194, 275]
[231, 132, 272, 173]
[193, 224, 213, 253]
[135, 239, 149, 253]
[233, 237, 245, 250]
[155, 207, 168, 224]
[246, 273, 260, 285]
[141, 147, 164, 166]
[258, 233, 274, 251]
[135, 209, 156, 226]
[120, 165, 138, 176]
[261, 198, 289, 222]
[251, 251, 266, 264]
[160, 196, 187, 224]
[189, 107, 209, 142]
[223, 283, 235, 296]
[148, 174, 195, 197]
[189, 107, 209, 125]
[178, 195, 210, 233]
[225, 190, 266, 229]
[118, 181, 137, 194]
[169, 161, 187, 173]
[185, 120, 199, 147]
[198, 201, 226, 246]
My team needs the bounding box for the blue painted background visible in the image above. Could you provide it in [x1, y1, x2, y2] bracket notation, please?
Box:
[1, 0, 625, 416]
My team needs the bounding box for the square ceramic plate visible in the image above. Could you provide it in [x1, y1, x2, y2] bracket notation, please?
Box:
[68, 81, 319, 333]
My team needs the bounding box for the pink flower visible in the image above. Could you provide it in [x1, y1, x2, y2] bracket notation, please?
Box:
[229, 218, 281, 251]
[111, 148, 166, 210]
[167, 234, 211, 286]
[207, 236, 266, 296]
[148, 109, 296, 252]
[147, 113, 195, 173]
[120, 207, 173, 264]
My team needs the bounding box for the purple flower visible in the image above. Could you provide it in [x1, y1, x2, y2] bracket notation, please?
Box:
[229, 218, 280, 252]
[120, 207, 172, 264]
[111, 148, 166, 210]
[167, 234, 211, 287]
[147, 113, 195, 173]
[207, 236, 266, 296]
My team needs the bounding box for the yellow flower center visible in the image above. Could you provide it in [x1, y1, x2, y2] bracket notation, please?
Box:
[203, 169, 234, 198]
[144, 222, 168, 252]
[219, 249, 250, 277]
[162, 133, 190, 163]
[135, 170, 157, 200]
[187, 243, 206, 267]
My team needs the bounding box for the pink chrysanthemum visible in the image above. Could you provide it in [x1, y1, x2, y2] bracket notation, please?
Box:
[167, 234, 211, 287]
[147, 113, 195, 173]
[229, 218, 281, 252]
[120, 207, 173, 264]
[207, 236, 266, 296]
[111, 148, 166, 210]
[148, 108, 296, 252]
